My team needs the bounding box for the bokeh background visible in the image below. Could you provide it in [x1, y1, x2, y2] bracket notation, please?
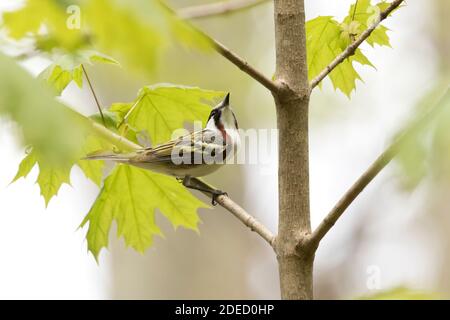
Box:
[0, 0, 449, 299]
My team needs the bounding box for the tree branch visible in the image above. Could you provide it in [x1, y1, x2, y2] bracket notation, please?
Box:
[309, 0, 404, 90]
[214, 194, 275, 247]
[211, 39, 280, 93]
[197, 186, 276, 247]
[307, 88, 450, 250]
[178, 0, 269, 20]
[159, 2, 281, 93]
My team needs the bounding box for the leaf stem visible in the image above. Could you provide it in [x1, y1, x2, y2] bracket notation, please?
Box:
[81, 64, 106, 127]
[351, 0, 359, 22]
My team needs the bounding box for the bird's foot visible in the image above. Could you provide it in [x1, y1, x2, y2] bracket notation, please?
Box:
[182, 176, 228, 206]
[211, 190, 227, 206]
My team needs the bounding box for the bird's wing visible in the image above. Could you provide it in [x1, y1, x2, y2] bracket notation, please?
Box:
[130, 128, 227, 164]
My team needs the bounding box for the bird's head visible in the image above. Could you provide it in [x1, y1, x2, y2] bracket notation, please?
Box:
[206, 93, 238, 131]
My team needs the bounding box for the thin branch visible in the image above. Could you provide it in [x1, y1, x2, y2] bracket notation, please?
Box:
[117, 95, 143, 129]
[158, 2, 280, 93]
[211, 39, 280, 93]
[307, 88, 450, 250]
[192, 181, 276, 247]
[215, 193, 276, 247]
[81, 64, 106, 126]
[178, 0, 269, 20]
[309, 0, 404, 90]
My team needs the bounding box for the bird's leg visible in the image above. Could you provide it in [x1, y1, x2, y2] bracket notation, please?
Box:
[182, 176, 227, 206]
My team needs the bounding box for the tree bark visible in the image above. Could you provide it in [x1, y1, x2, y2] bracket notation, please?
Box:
[273, 0, 313, 299]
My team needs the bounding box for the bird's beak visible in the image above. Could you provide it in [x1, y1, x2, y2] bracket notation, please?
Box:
[222, 93, 230, 107]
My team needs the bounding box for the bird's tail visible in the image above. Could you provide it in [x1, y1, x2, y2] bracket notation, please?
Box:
[83, 150, 132, 162]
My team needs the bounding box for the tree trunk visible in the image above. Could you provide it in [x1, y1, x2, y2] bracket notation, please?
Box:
[273, 0, 313, 299]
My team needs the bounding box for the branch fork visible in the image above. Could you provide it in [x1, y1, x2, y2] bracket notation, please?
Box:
[176, 0, 412, 288]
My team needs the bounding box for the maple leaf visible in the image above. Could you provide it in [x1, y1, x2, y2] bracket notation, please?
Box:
[111, 84, 225, 145]
[39, 51, 120, 96]
[343, 0, 392, 47]
[306, 1, 397, 97]
[80, 165, 208, 259]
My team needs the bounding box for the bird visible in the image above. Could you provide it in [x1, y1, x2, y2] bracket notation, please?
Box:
[84, 93, 240, 204]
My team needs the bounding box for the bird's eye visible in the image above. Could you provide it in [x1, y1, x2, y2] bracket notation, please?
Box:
[207, 109, 217, 121]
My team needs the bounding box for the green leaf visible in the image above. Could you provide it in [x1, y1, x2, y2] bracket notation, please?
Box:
[306, 1, 399, 97]
[81, 165, 208, 259]
[306, 16, 366, 97]
[343, 0, 391, 47]
[39, 65, 73, 96]
[13, 149, 75, 207]
[109, 103, 134, 121]
[39, 51, 120, 95]
[352, 49, 376, 69]
[12, 150, 72, 206]
[89, 110, 121, 130]
[120, 84, 224, 145]
[328, 54, 362, 97]
[11, 152, 37, 183]
[12, 131, 113, 204]
[89, 108, 141, 146]
[37, 160, 72, 207]
[76, 134, 112, 187]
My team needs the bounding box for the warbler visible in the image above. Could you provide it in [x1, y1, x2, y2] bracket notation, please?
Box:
[85, 93, 240, 204]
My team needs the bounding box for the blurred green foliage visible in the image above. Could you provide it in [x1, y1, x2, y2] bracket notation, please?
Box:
[2, 0, 211, 78]
[2, 0, 84, 51]
[0, 53, 84, 164]
[396, 84, 450, 189]
[360, 286, 442, 300]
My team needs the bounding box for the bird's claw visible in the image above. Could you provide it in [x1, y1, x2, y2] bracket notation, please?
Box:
[211, 190, 227, 206]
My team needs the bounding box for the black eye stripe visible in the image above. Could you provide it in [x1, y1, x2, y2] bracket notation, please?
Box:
[207, 109, 216, 122]
[208, 108, 222, 124]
